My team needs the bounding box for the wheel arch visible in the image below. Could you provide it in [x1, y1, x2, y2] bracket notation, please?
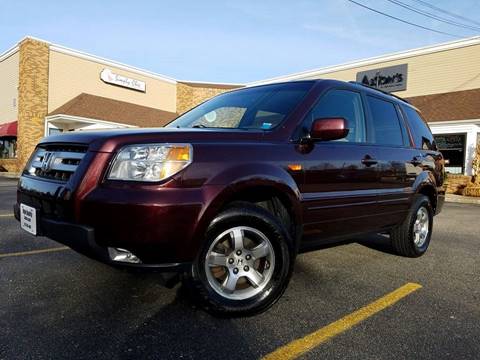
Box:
[413, 172, 438, 213]
[194, 166, 303, 251]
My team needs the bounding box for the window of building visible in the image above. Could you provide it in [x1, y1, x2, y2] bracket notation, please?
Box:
[434, 134, 466, 174]
[0, 137, 17, 159]
[366, 96, 404, 146]
[401, 105, 436, 150]
[301, 89, 366, 142]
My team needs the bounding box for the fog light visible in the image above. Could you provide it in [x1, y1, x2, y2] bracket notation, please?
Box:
[108, 247, 142, 264]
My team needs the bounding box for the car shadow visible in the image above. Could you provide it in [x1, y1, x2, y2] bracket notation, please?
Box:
[298, 233, 398, 256]
[353, 233, 398, 256]
[2, 232, 399, 359]
[113, 285, 256, 360]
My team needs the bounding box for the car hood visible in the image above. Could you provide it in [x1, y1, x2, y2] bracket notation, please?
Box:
[39, 127, 265, 152]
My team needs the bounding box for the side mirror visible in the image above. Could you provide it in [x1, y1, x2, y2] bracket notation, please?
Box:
[310, 117, 349, 141]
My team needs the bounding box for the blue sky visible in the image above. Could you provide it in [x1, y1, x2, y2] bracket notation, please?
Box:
[1, 0, 479, 83]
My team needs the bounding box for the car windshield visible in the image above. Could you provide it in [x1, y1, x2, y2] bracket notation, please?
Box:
[167, 82, 314, 130]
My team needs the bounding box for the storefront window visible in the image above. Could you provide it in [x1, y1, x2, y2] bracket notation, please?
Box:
[434, 134, 465, 174]
[0, 137, 17, 159]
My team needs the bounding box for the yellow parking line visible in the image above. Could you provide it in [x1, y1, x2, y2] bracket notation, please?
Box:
[0, 247, 69, 258]
[0, 213, 14, 217]
[262, 282, 422, 360]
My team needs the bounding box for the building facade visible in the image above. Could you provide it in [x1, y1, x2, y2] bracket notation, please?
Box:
[250, 37, 480, 176]
[1, 36, 479, 175]
[0, 37, 240, 173]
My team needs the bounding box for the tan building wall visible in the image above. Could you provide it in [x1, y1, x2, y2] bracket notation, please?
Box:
[176, 82, 240, 115]
[48, 50, 177, 113]
[0, 50, 19, 124]
[298, 43, 480, 98]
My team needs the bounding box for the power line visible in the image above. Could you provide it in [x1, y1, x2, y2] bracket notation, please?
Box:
[347, 0, 462, 38]
[385, 0, 480, 33]
[412, 0, 480, 27]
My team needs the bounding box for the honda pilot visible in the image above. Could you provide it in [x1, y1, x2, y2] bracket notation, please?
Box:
[16, 80, 445, 316]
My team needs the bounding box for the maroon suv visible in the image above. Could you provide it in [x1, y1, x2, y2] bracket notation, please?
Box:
[16, 80, 444, 316]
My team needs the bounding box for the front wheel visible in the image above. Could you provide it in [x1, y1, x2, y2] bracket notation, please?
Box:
[390, 194, 433, 257]
[184, 202, 294, 317]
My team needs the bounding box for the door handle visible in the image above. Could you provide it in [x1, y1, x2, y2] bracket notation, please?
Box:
[411, 156, 423, 166]
[361, 155, 378, 167]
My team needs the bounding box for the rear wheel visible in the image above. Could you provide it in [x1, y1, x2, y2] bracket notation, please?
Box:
[390, 194, 433, 257]
[184, 202, 294, 317]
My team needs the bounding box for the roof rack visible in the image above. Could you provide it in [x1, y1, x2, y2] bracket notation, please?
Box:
[348, 81, 411, 104]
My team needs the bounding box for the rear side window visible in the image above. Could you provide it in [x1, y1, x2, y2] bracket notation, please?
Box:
[302, 89, 366, 143]
[367, 96, 404, 146]
[402, 105, 436, 150]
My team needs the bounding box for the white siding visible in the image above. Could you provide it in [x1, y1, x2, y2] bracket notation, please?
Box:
[0, 50, 19, 124]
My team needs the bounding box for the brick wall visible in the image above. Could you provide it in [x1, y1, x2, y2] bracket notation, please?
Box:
[176, 82, 242, 115]
[16, 38, 49, 171]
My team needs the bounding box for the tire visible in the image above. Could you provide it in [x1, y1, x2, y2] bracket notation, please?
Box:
[390, 194, 433, 257]
[184, 202, 294, 317]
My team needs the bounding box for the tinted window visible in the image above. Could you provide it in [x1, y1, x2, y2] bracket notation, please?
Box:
[167, 82, 313, 130]
[367, 96, 404, 146]
[402, 105, 436, 150]
[302, 89, 366, 142]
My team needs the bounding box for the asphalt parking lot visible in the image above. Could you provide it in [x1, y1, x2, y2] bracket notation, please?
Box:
[0, 177, 479, 360]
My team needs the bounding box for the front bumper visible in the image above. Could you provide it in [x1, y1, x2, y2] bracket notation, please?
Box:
[14, 202, 190, 272]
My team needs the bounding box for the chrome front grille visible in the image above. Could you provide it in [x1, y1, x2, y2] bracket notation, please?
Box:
[26, 145, 88, 182]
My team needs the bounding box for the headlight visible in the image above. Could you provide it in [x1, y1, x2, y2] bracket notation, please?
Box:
[108, 143, 192, 182]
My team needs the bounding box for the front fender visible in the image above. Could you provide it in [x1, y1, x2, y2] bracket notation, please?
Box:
[194, 162, 303, 245]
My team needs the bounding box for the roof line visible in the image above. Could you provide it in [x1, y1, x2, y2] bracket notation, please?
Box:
[0, 35, 50, 62]
[248, 36, 480, 86]
[48, 92, 178, 116]
[45, 114, 137, 127]
[49, 42, 178, 84]
[0, 44, 19, 62]
[428, 118, 480, 125]
[0, 36, 245, 86]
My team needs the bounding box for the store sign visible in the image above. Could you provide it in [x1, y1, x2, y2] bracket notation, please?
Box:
[356, 64, 408, 92]
[100, 68, 146, 92]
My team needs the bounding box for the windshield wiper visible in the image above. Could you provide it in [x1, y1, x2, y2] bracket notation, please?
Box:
[192, 124, 208, 128]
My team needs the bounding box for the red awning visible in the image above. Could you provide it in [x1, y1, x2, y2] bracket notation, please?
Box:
[0, 121, 17, 137]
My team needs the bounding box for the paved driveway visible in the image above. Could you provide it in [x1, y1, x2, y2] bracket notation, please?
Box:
[0, 178, 478, 359]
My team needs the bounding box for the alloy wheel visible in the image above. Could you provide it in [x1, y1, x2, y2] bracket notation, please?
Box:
[204, 226, 275, 300]
[413, 206, 429, 247]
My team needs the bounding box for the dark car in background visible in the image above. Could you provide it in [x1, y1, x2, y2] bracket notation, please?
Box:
[15, 80, 445, 316]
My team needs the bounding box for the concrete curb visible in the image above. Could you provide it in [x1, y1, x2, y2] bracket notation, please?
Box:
[0, 173, 20, 179]
[445, 194, 480, 205]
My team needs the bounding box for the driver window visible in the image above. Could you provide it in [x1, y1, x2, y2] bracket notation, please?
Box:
[303, 89, 366, 143]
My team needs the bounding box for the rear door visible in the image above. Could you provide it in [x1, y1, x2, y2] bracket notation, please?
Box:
[364, 95, 417, 227]
[298, 88, 382, 242]
[400, 104, 444, 193]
